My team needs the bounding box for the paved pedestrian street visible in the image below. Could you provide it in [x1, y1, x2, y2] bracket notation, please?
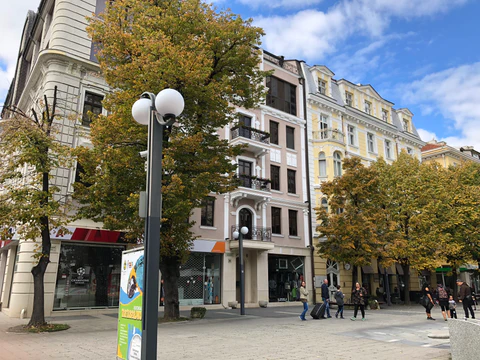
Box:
[0, 305, 451, 359]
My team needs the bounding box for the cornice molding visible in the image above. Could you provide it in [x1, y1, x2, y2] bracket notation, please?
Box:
[260, 105, 306, 126]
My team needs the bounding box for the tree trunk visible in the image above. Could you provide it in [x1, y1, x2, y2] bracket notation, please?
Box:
[27, 218, 51, 327]
[351, 265, 358, 291]
[159, 255, 181, 320]
[402, 263, 411, 305]
[452, 267, 458, 302]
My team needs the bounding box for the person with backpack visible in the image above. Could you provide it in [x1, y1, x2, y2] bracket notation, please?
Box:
[436, 284, 449, 321]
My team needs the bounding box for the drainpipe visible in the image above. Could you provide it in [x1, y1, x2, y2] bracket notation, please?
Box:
[299, 61, 316, 304]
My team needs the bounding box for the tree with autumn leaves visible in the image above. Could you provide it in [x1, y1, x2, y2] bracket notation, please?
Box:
[75, 0, 268, 319]
[0, 87, 74, 327]
[317, 152, 480, 304]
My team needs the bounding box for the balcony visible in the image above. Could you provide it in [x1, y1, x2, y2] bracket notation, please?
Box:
[313, 129, 345, 144]
[229, 225, 274, 251]
[230, 175, 272, 207]
[230, 125, 270, 156]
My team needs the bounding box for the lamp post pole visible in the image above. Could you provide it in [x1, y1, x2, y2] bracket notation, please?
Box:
[233, 226, 248, 316]
[239, 229, 245, 316]
[132, 89, 184, 360]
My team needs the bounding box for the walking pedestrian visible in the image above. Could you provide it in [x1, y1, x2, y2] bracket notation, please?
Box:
[334, 284, 345, 319]
[321, 278, 332, 318]
[422, 283, 436, 320]
[436, 284, 449, 321]
[448, 295, 457, 319]
[456, 279, 475, 320]
[351, 282, 367, 321]
[299, 281, 308, 321]
[470, 285, 477, 311]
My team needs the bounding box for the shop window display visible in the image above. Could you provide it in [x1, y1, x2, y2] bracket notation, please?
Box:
[53, 243, 124, 310]
[176, 253, 222, 306]
[268, 255, 305, 302]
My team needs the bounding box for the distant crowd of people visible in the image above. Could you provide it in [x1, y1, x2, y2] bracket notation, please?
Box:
[421, 279, 476, 321]
[299, 278, 477, 322]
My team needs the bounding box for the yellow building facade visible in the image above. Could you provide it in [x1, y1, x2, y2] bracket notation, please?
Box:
[299, 63, 425, 302]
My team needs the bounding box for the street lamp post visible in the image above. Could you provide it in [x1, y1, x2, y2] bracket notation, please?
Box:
[132, 89, 184, 360]
[233, 226, 248, 315]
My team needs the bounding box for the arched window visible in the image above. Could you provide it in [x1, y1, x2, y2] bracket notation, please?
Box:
[333, 152, 342, 177]
[318, 152, 326, 177]
[321, 198, 328, 213]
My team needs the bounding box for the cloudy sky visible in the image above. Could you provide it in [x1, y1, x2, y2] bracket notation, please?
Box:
[1, 0, 480, 149]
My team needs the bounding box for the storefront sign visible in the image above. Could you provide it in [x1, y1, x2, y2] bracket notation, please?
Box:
[117, 248, 144, 360]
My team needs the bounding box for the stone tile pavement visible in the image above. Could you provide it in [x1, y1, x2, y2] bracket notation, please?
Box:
[0, 305, 453, 360]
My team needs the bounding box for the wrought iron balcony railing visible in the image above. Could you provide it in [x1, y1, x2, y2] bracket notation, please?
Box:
[235, 174, 270, 191]
[231, 125, 270, 144]
[313, 129, 345, 143]
[231, 225, 272, 242]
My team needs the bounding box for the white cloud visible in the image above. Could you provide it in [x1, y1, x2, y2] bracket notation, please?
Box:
[255, 0, 469, 63]
[417, 129, 438, 143]
[0, 1, 40, 105]
[329, 32, 414, 82]
[402, 63, 480, 150]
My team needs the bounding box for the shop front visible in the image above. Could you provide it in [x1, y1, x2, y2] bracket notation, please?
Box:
[268, 254, 305, 302]
[53, 227, 128, 310]
[166, 240, 225, 306]
[53, 243, 124, 310]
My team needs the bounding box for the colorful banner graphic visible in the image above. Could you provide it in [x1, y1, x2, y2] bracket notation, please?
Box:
[117, 248, 144, 360]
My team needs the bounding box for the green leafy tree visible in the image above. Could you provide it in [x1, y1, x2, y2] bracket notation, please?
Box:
[0, 87, 73, 327]
[316, 157, 385, 287]
[77, 0, 268, 319]
[437, 162, 480, 297]
[376, 153, 447, 304]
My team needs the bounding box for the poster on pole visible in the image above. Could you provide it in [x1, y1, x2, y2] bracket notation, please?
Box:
[117, 247, 144, 360]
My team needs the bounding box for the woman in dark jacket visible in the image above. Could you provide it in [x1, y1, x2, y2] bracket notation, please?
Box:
[351, 282, 367, 321]
[422, 283, 436, 320]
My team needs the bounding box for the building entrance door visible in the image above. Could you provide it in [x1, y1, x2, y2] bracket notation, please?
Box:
[239, 208, 253, 240]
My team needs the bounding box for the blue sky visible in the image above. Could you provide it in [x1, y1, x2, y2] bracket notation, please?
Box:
[1, 0, 480, 149]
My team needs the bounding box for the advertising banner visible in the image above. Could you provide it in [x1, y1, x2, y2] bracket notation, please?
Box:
[117, 248, 144, 360]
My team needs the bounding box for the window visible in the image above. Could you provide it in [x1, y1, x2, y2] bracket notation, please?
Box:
[320, 115, 328, 139]
[321, 198, 328, 213]
[266, 76, 297, 115]
[319, 152, 327, 177]
[333, 152, 342, 177]
[238, 114, 252, 138]
[201, 197, 215, 227]
[347, 125, 356, 146]
[367, 133, 375, 153]
[385, 140, 392, 159]
[270, 165, 280, 191]
[82, 92, 103, 126]
[318, 79, 326, 95]
[271, 207, 281, 234]
[286, 126, 295, 149]
[407, 147, 413, 155]
[270, 120, 279, 145]
[364, 100, 371, 114]
[288, 210, 298, 236]
[382, 109, 388, 122]
[287, 169, 296, 194]
[74, 162, 92, 188]
[403, 119, 409, 132]
[345, 91, 353, 106]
